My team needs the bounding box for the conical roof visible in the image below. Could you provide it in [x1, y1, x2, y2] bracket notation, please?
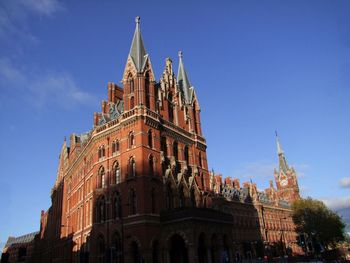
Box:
[177, 51, 193, 104]
[129, 16, 148, 72]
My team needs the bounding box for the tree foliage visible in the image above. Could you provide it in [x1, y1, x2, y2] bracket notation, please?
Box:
[292, 197, 346, 249]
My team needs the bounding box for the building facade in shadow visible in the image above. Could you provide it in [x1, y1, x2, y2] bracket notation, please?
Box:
[12, 17, 303, 263]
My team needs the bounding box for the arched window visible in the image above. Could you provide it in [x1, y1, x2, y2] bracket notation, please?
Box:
[98, 167, 105, 188]
[113, 162, 120, 185]
[149, 155, 154, 176]
[97, 235, 105, 263]
[112, 140, 120, 155]
[129, 77, 134, 93]
[168, 93, 174, 123]
[112, 141, 116, 154]
[115, 140, 119, 152]
[166, 183, 173, 210]
[129, 158, 136, 177]
[190, 188, 196, 207]
[161, 136, 167, 155]
[173, 141, 178, 161]
[184, 146, 189, 164]
[179, 185, 185, 208]
[148, 130, 153, 148]
[113, 192, 121, 219]
[199, 152, 203, 167]
[129, 189, 137, 215]
[193, 106, 198, 134]
[98, 196, 106, 223]
[145, 72, 150, 108]
[130, 96, 135, 109]
[112, 233, 122, 263]
[98, 146, 105, 159]
[129, 132, 135, 148]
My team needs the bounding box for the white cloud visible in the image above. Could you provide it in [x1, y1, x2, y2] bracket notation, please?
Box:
[231, 162, 275, 180]
[20, 0, 63, 16]
[0, 58, 96, 109]
[339, 177, 350, 188]
[323, 196, 350, 232]
[323, 196, 350, 210]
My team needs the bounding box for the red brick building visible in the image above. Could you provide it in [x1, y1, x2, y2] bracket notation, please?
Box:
[25, 17, 303, 263]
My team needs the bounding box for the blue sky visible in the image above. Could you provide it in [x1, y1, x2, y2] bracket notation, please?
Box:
[1, 0, 350, 249]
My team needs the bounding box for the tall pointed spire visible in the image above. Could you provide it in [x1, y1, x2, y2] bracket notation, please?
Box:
[275, 131, 283, 155]
[129, 16, 148, 72]
[177, 51, 193, 104]
[275, 131, 289, 173]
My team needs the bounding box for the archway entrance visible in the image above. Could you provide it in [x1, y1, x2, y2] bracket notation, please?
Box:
[198, 233, 208, 263]
[169, 234, 188, 263]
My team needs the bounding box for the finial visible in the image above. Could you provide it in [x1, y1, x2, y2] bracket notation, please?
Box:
[64, 136, 66, 142]
[275, 130, 278, 138]
[135, 16, 140, 24]
[178, 50, 183, 58]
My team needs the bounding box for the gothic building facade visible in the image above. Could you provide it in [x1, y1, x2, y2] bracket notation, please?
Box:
[25, 17, 303, 263]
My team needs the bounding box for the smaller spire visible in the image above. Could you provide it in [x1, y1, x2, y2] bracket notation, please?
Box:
[177, 51, 193, 104]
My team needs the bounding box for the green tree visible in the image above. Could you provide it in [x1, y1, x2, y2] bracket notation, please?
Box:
[292, 197, 346, 250]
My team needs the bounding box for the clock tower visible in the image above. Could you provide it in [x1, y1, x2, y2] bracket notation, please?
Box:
[274, 134, 301, 203]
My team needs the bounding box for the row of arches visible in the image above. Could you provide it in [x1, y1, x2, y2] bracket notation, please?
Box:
[93, 231, 232, 263]
[95, 190, 137, 223]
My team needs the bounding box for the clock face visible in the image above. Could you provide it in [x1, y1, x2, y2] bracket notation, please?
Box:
[280, 179, 288, 187]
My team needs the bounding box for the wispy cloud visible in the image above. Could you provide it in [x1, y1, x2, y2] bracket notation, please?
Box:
[0, 58, 96, 109]
[20, 0, 63, 16]
[232, 161, 309, 180]
[0, 0, 63, 47]
[232, 161, 275, 180]
[339, 177, 350, 188]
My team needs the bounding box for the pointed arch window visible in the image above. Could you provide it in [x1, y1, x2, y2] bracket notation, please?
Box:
[113, 162, 120, 185]
[148, 130, 153, 148]
[112, 140, 120, 155]
[98, 145, 105, 160]
[129, 132, 135, 148]
[168, 93, 174, 123]
[113, 192, 122, 219]
[97, 235, 105, 263]
[130, 96, 135, 109]
[179, 185, 185, 208]
[129, 189, 137, 215]
[161, 136, 167, 155]
[173, 141, 178, 161]
[193, 106, 198, 134]
[129, 76, 134, 93]
[98, 166, 105, 189]
[166, 183, 173, 210]
[97, 196, 106, 223]
[129, 157, 136, 177]
[145, 72, 150, 108]
[149, 155, 154, 176]
[184, 146, 190, 164]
